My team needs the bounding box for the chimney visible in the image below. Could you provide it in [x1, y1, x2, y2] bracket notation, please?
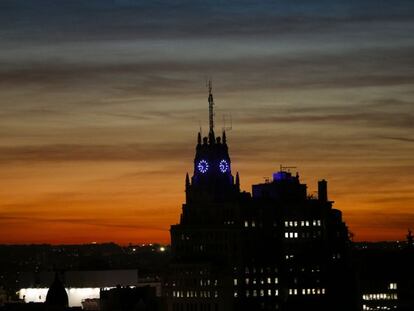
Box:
[318, 179, 328, 202]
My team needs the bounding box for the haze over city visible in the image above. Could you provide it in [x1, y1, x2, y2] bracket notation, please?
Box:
[1, 0, 413, 244]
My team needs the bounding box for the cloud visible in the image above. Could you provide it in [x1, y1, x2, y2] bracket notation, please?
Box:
[0, 214, 168, 232]
[380, 136, 414, 143]
[0, 143, 193, 163]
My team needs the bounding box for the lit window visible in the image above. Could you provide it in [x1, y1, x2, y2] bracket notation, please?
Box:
[252, 221, 256, 227]
[317, 220, 321, 226]
[301, 221, 305, 226]
[260, 290, 264, 297]
[284, 221, 289, 227]
[234, 291, 238, 298]
[267, 277, 271, 284]
[244, 221, 248, 227]
[245, 278, 249, 285]
[234, 279, 238, 286]
[289, 221, 293, 227]
[246, 290, 249, 297]
[389, 283, 397, 290]
[306, 221, 310, 227]
[285, 232, 289, 238]
[253, 290, 257, 297]
[294, 232, 298, 238]
[294, 221, 298, 227]
[274, 289, 279, 296]
[274, 277, 278, 284]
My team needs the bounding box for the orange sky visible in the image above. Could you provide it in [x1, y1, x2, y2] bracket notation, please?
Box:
[0, 1, 413, 244]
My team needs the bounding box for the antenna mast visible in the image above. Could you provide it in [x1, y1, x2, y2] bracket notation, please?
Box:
[208, 79, 214, 133]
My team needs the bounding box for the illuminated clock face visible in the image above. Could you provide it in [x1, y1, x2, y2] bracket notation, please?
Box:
[197, 159, 209, 173]
[219, 159, 229, 173]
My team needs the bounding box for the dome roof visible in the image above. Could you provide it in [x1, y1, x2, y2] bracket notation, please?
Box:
[45, 272, 68, 308]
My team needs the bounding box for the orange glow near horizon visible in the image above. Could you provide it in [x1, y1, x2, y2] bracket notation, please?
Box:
[1, 1, 413, 244]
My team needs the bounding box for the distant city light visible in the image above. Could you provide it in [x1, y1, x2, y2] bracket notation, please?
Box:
[160, 246, 166, 252]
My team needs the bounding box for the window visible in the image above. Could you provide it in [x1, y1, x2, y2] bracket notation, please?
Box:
[389, 283, 397, 290]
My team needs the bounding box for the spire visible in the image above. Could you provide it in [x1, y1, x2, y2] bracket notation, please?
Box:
[197, 132, 201, 145]
[208, 79, 215, 143]
[222, 130, 227, 144]
[235, 172, 240, 191]
[185, 173, 190, 189]
[45, 272, 68, 308]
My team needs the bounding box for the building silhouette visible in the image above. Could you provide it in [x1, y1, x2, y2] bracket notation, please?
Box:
[163, 84, 358, 311]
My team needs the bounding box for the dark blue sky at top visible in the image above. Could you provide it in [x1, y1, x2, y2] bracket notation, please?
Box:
[2, 0, 414, 43]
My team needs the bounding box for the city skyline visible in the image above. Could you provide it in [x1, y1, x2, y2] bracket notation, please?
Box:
[1, 0, 413, 244]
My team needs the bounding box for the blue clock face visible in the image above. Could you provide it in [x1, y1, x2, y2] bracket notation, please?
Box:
[219, 159, 229, 173]
[197, 159, 209, 173]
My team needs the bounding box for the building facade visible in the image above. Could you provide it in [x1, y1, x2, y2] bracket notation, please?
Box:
[163, 85, 357, 311]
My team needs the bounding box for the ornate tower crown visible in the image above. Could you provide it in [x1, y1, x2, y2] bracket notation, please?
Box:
[185, 81, 240, 201]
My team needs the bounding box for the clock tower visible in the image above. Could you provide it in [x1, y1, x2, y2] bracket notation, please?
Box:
[189, 82, 239, 203]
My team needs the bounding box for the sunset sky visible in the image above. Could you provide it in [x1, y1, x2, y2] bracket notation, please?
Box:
[0, 0, 413, 244]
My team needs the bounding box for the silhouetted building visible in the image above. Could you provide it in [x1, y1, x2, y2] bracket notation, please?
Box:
[45, 273, 68, 308]
[163, 84, 357, 311]
[355, 232, 414, 311]
[100, 286, 159, 311]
